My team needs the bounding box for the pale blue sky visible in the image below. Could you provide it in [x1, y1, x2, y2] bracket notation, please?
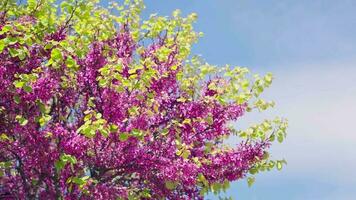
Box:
[142, 1, 356, 200]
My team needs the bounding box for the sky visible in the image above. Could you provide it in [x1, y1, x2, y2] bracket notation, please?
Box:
[140, 0, 356, 199]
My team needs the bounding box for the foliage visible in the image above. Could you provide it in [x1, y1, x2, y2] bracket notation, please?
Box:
[0, 0, 287, 199]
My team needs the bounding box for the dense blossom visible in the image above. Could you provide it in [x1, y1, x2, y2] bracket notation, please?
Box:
[0, 0, 287, 199]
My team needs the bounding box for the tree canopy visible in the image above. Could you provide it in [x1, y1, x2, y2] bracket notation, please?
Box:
[0, 0, 287, 199]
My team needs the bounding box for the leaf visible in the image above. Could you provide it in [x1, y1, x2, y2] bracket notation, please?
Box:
[66, 57, 76, 68]
[0, 133, 10, 141]
[181, 149, 190, 159]
[15, 115, 28, 126]
[14, 81, 25, 88]
[98, 127, 109, 137]
[18, 51, 27, 60]
[147, 92, 154, 99]
[0, 25, 11, 34]
[28, 0, 37, 9]
[211, 182, 221, 193]
[277, 132, 284, 143]
[61, 154, 77, 165]
[60, 1, 70, 11]
[39, 115, 51, 127]
[264, 73, 273, 85]
[72, 176, 89, 186]
[247, 177, 255, 187]
[165, 181, 177, 190]
[51, 48, 62, 61]
[276, 161, 283, 170]
[109, 124, 118, 132]
[249, 167, 258, 175]
[0, 40, 5, 53]
[82, 126, 95, 138]
[6, 37, 17, 45]
[161, 128, 169, 136]
[128, 106, 139, 116]
[176, 97, 186, 102]
[23, 85, 32, 93]
[55, 160, 65, 172]
[9, 48, 18, 57]
[37, 101, 46, 113]
[153, 104, 159, 113]
[119, 132, 129, 141]
[171, 65, 178, 70]
[98, 79, 107, 87]
[205, 115, 213, 125]
[128, 68, 136, 74]
[131, 129, 143, 137]
[95, 113, 102, 119]
[198, 173, 208, 186]
[182, 118, 191, 124]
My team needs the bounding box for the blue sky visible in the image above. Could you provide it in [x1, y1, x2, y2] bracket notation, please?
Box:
[141, 1, 356, 199]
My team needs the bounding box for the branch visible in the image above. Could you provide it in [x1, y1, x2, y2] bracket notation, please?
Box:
[10, 151, 32, 199]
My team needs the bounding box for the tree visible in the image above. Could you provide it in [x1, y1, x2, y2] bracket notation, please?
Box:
[0, 0, 287, 199]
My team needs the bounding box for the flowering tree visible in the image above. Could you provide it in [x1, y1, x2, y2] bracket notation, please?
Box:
[0, 0, 287, 199]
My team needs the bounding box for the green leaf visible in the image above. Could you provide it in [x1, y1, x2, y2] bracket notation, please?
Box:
[9, 48, 18, 57]
[247, 177, 255, 187]
[61, 154, 77, 164]
[0, 133, 10, 141]
[51, 48, 62, 61]
[181, 149, 190, 159]
[128, 106, 139, 116]
[109, 124, 118, 132]
[119, 132, 129, 141]
[197, 173, 208, 186]
[14, 81, 25, 88]
[82, 126, 95, 138]
[147, 92, 154, 99]
[205, 115, 213, 125]
[65, 57, 76, 68]
[54, 160, 65, 172]
[128, 68, 137, 74]
[0, 25, 11, 34]
[131, 129, 143, 137]
[37, 101, 46, 113]
[28, 0, 37, 9]
[171, 65, 178, 70]
[18, 50, 27, 60]
[98, 79, 107, 87]
[161, 128, 169, 136]
[165, 181, 177, 190]
[44, 43, 53, 50]
[211, 182, 222, 193]
[99, 128, 109, 138]
[249, 167, 258, 175]
[95, 113, 102, 119]
[15, 115, 28, 126]
[23, 85, 32, 93]
[264, 73, 273, 85]
[276, 161, 283, 170]
[0, 40, 5, 53]
[6, 37, 17, 45]
[60, 1, 70, 10]
[277, 132, 284, 143]
[39, 115, 52, 127]
[72, 176, 89, 186]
